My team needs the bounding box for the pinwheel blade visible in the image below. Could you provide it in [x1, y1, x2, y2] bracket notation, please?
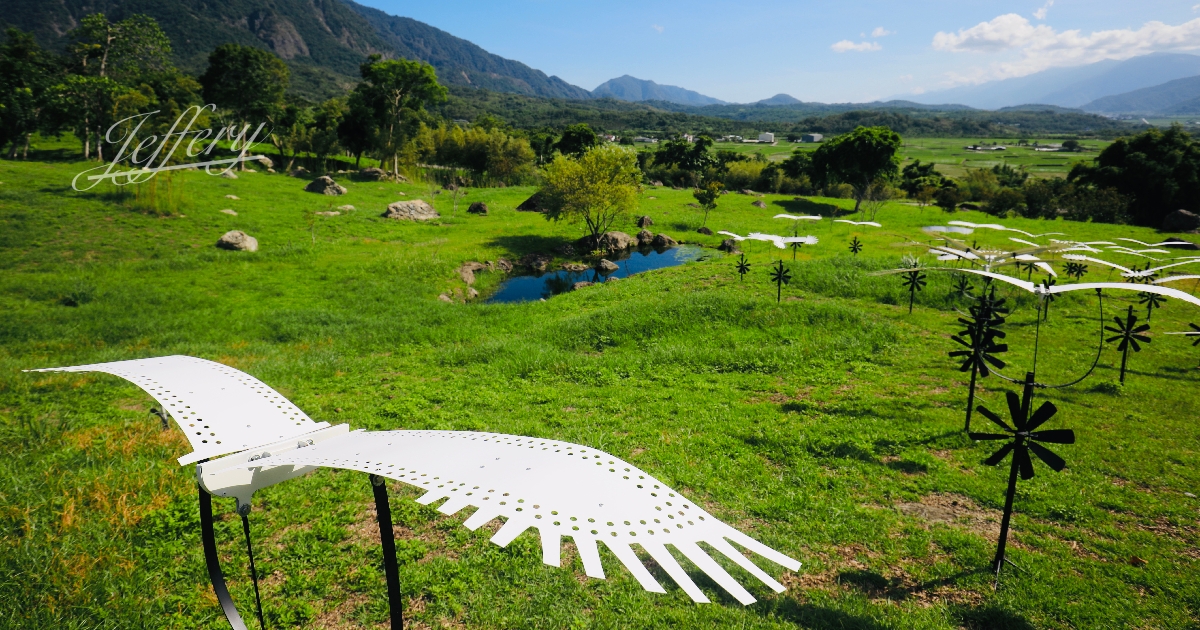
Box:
[983, 442, 1015, 466]
[1028, 442, 1066, 472]
[1006, 391, 1024, 430]
[1015, 445, 1035, 480]
[1025, 401, 1057, 431]
[968, 432, 1011, 441]
[984, 354, 1007, 370]
[1029, 429, 1075, 444]
[976, 405, 1013, 432]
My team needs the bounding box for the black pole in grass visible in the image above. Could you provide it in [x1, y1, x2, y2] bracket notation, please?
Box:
[791, 241, 803, 261]
[770, 259, 791, 303]
[950, 285, 1008, 433]
[972, 372, 1075, 581]
[1138, 291, 1167, 321]
[735, 253, 751, 281]
[1017, 261, 1036, 281]
[848, 236, 863, 256]
[1040, 278, 1057, 321]
[1064, 261, 1088, 282]
[901, 266, 927, 314]
[1105, 305, 1151, 384]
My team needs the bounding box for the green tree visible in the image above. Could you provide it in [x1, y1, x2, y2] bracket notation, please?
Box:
[656, 135, 715, 174]
[0, 29, 60, 159]
[337, 91, 376, 169]
[49, 74, 147, 160]
[1068, 125, 1200, 227]
[69, 13, 172, 83]
[555, 123, 598, 157]
[199, 44, 289, 169]
[986, 188, 1025, 217]
[693, 180, 723, 226]
[308, 98, 345, 172]
[935, 185, 964, 213]
[270, 102, 313, 172]
[780, 149, 812, 179]
[352, 55, 447, 177]
[541, 144, 642, 245]
[899, 159, 946, 196]
[811, 125, 902, 213]
[991, 163, 1029, 188]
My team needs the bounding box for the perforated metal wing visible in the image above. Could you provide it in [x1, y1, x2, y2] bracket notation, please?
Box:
[29, 356, 329, 464]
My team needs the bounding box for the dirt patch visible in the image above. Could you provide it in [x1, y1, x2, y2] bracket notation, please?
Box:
[896, 493, 1002, 538]
[310, 593, 375, 630]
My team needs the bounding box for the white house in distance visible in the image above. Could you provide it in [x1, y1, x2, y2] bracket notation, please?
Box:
[800, 133, 823, 143]
[758, 132, 775, 143]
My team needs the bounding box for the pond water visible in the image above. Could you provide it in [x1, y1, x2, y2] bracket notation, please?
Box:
[486, 245, 706, 304]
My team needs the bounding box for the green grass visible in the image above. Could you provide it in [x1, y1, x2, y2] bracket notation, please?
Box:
[2, 144, 1200, 629]
[710, 138, 1112, 179]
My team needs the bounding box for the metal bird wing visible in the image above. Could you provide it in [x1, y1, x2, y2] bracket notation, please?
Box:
[834, 220, 882, 227]
[1117, 238, 1193, 248]
[774, 214, 822, 221]
[30, 356, 800, 605]
[1154, 275, 1200, 285]
[717, 231, 747, 241]
[28, 356, 330, 464]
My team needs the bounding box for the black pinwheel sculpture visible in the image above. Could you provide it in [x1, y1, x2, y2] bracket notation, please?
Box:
[971, 373, 1075, 577]
[735, 253, 751, 281]
[1064, 261, 1088, 281]
[1040, 277, 1057, 321]
[951, 275, 974, 301]
[848, 236, 863, 256]
[1138, 291, 1167, 321]
[950, 290, 1008, 432]
[770, 259, 791, 303]
[901, 266, 927, 314]
[1132, 262, 1157, 284]
[1105, 305, 1151, 384]
[791, 241, 803, 261]
[1016, 261, 1037, 281]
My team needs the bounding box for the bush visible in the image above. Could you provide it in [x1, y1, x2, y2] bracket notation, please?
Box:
[722, 160, 766, 191]
[985, 188, 1024, 217]
[823, 183, 854, 199]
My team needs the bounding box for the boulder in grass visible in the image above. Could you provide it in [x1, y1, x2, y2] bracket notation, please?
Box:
[516, 191, 547, 212]
[219, 209, 237, 216]
[225, 194, 240, 200]
[1162, 209, 1200, 233]
[458, 262, 486, 285]
[636, 229, 654, 246]
[562, 263, 589, 272]
[652, 233, 678, 248]
[697, 226, 713, 235]
[740, 189, 754, 195]
[718, 238, 740, 254]
[572, 281, 594, 290]
[358, 167, 387, 181]
[216, 230, 257, 252]
[651, 180, 664, 187]
[596, 259, 619, 272]
[314, 211, 340, 217]
[751, 200, 767, 209]
[305, 176, 347, 195]
[289, 167, 309, 177]
[255, 156, 274, 169]
[381, 199, 438, 221]
[337, 205, 355, 211]
[220, 170, 238, 180]
[467, 202, 488, 215]
[495, 258, 514, 273]
[636, 215, 654, 228]
[437, 293, 453, 303]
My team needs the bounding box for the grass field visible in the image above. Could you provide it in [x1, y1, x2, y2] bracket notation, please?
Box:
[2, 145, 1200, 629]
[710, 138, 1112, 179]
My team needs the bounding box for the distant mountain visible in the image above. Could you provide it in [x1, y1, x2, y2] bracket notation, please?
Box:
[591, 75, 726, 106]
[911, 53, 1200, 110]
[1083, 75, 1200, 115]
[1, 0, 593, 100]
[756, 94, 802, 106]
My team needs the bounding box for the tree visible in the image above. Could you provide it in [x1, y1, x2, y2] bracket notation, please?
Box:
[200, 44, 289, 169]
[914, 185, 937, 207]
[656, 135, 715, 176]
[308, 98, 345, 172]
[0, 29, 59, 159]
[900, 159, 946, 196]
[935, 185, 964, 213]
[693, 181, 722, 226]
[49, 74, 146, 160]
[1068, 125, 1200, 227]
[69, 14, 172, 83]
[337, 91, 376, 169]
[555, 123, 598, 157]
[991, 163, 1028, 188]
[352, 55, 447, 177]
[541, 144, 642, 246]
[985, 188, 1024, 217]
[780, 149, 812, 179]
[811, 126, 902, 214]
[271, 102, 313, 172]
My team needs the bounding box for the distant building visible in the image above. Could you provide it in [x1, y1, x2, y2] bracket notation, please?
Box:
[800, 133, 823, 143]
[758, 132, 775, 143]
[719, 135, 743, 142]
[682, 134, 695, 143]
[633, 136, 658, 144]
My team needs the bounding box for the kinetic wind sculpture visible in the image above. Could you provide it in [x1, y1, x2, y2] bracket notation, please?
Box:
[735, 253, 751, 281]
[770, 260, 792, 303]
[951, 275, 974, 301]
[1040, 278, 1057, 320]
[946, 221, 1065, 239]
[900, 262, 927, 314]
[834, 220, 882, 228]
[1106, 306, 1151, 383]
[1139, 291, 1167, 321]
[971, 373, 1075, 578]
[26, 356, 800, 630]
[1165, 323, 1200, 366]
[717, 231, 818, 252]
[1064, 261, 1089, 281]
[949, 285, 1009, 432]
[848, 237, 863, 256]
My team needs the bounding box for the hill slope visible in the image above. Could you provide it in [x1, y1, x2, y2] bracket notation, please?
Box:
[591, 75, 726, 106]
[1083, 75, 1200, 115]
[0, 0, 592, 100]
[912, 53, 1200, 110]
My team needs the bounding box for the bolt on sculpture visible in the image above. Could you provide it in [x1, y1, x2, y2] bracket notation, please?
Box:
[770, 259, 791, 303]
[949, 285, 1009, 432]
[26, 356, 801, 630]
[735, 253, 751, 281]
[1105, 305, 1151, 384]
[970, 372, 1075, 580]
[848, 237, 863, 256]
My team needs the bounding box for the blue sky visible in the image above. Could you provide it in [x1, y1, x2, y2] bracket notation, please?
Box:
[356, 0, 1200, 103]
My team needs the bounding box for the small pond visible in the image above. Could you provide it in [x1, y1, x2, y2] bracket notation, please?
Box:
[486, 245, 706, 304]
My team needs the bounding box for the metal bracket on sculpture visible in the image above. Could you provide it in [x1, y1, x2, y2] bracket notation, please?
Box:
[197, 424, 352, 509]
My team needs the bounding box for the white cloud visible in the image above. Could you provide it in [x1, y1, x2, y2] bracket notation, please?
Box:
[898, 74, 914, 81]
[1033, 0, 1054, 21]
[832, 40, 882, 53]
[872, 27, 892, 38]
[1194, 4, 1200, 11]
[911, 87, 927, 95]
[932, 14, 1200, 83]
[652, 24, 664, 33]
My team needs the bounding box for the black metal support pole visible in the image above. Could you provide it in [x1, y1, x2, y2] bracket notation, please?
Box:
[240, 512, 267, 630]
[964, 367, 978, 433]
[371, 475, 404, 630]
[198, 486, 250, 630]
[992, 442, 1021, 577]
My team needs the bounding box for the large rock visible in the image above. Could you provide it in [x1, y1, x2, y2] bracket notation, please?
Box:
[739, 189, 754, 195]
[305, 176, 347, 196]
[636, 215, 654, 228]
[468, 202, 488, 215]
[652, 234, 678, 248]
[216, 230, 257, 252]
[519, 253, 551, 272]
[382, 199, 439, 221]
[636, 229, 655, 246]
[718, 238, 741, 253]
[561, 263, 589, 272]
[358, 167, 387, 181]
[495, 258, 513, 273]
[1162, 209, 1200, 233]
[751, 200, 767, 208]
[572, 281, 594, 290]
[596, 259, 619, 272]
[516, 191, 547, 212]
[289, 167, 309, 177]
[255, 156, 274, 169]
[220, 170, 238, 180]
[458, 262, 486, 285]
[697, 226, 713, 235]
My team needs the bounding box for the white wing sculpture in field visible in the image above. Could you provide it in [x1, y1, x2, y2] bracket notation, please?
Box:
[28, 356, 800, 629]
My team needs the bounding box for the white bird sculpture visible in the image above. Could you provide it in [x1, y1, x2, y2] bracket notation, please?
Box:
[716, 230, 747, 241]
[834, 220, 882, 227]
[947, 221, 1065, 239]
[875, 268, 1200, 308]
[748, 232, 819, 249]
[26, 355, 800, 629]
[773, 214, 822, 221]
[1153, 274, 1200, 285]
[1062, 254, 1200, 280]
[1116, 238, 1193, 248]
